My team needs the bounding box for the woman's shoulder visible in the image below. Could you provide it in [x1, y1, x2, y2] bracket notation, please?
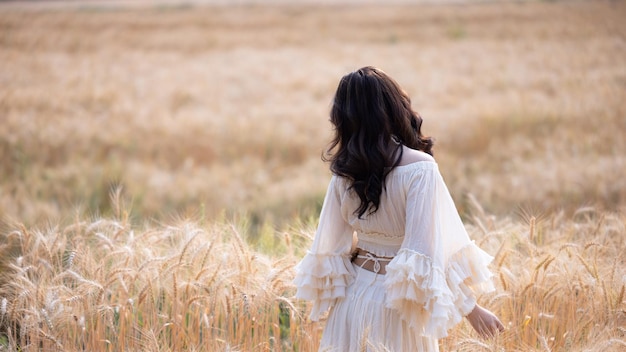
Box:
[397, 146, 435, 166]
[388, 146, 438, 176]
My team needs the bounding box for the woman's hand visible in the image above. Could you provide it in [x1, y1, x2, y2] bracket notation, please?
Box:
[466, 304, 505, 338]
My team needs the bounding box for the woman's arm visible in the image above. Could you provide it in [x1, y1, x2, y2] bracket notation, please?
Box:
[466, 304, 505, 338]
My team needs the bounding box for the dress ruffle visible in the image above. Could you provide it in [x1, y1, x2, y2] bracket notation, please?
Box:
[384, 243, 495, 339]
[355, 240, 400, 258]
[293, 252, 355, 321]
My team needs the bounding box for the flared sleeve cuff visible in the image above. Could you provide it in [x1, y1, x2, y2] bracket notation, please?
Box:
[447, 242, 496, 310]
[293, 252, 355, 321]
[384, 244, 495, 338]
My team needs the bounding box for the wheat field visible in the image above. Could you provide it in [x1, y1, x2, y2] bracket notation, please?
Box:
[0, 0, 625, 351]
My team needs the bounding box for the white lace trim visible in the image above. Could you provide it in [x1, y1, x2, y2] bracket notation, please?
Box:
[357, 230, 404, 240]
[384, 243, 495, 338]
[356, 241, 400, 257]
[293, 252, 355, 321]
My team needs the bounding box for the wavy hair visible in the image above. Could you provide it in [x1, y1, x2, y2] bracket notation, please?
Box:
[323, 66, 434, 218]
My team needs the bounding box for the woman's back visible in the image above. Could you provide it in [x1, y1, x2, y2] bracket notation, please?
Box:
[293, 67, 503, 352]
[336, 150, 437, 258]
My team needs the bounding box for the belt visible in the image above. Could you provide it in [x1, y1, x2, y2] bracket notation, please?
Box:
[351, 249, 394, 274]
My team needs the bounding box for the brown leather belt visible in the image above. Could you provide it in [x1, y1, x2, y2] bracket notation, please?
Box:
[351, 249, 394, 275]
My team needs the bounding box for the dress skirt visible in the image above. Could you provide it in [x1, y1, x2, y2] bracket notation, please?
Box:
[319, 263, 439, 352]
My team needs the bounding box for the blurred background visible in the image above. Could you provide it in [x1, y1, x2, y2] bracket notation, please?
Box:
[1, 0, 625, 229]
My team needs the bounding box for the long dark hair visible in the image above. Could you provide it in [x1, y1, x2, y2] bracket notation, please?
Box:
[323, 66, 433, 218]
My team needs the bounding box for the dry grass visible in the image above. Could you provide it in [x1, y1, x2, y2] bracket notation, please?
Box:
[0, 192, 623, 351]
[439, 201, 626, 352]
[1, 0, 624, 226]
[0, 192, 317, 351]
[0, 0, 625, 351]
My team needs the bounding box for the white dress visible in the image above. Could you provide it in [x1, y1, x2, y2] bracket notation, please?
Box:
[294, 161, 496, 352]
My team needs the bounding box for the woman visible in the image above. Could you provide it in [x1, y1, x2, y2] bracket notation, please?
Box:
[294, 66, 504, 351]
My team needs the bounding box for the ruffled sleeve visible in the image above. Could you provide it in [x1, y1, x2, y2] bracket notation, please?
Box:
[293, 176, 355, 321]
[384, 163, 495, 338]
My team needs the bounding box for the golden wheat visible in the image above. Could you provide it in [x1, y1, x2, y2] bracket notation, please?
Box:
[1, 1, 624, 226]
[0, 208, 317, 350]
[1, 198, 623, 350]
[0, 0, 625, 351]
